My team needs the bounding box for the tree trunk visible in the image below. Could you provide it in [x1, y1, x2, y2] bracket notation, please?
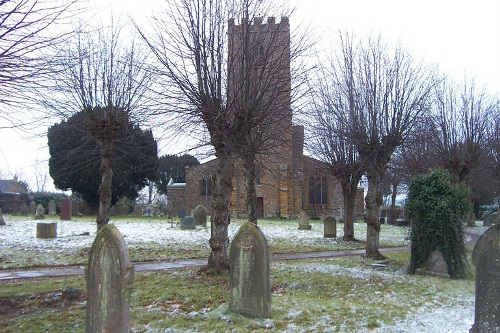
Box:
[243, 156, 257, 225]
[96, 141, 113, 232]
[208, 153, 234, 274]
[343, 190, 357, 241]
[365, 170, 385, 259]
[390, 182, 398, 209]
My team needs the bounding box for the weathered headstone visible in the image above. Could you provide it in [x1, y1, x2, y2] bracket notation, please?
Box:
[60, 198, 72, 220]
[470, 224, 500, 333]
[415, 249, 450, 278]
[28, 201, 37, 215]
[230, 222, 271, 318]
[20, 203, 29, 216]
[34, 204, 45, 220]
[323, 216, 336, 238]
[194, 204, 208, 226]
[85, 224, 134, 333]
[0, 208, 5, 226]
[110, 205, 116, 216]
[48, 199, 57, 216]
[36, 222, 57, 238]
[143, 206, 153, 217]
[134, 206, 143, 217]
[178, 209, 186, 219]
[180, 216, 196, 230]
[298, 211, 311, 230]
[117, 203, 129, 216]
[483, 212, 499, 227]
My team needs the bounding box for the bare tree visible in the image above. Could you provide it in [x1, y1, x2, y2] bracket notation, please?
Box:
[43, 22, 155, 231]
[0, 0, 79, 129]
[137, 0, 307, 272]
[432, 77, 495, 184]
[307, 35, 364, 241]
[333, 34, 436, 259]
[136, 0, 235, 273]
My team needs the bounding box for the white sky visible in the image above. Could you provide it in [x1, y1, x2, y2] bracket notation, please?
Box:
[1, 0, 499, 192]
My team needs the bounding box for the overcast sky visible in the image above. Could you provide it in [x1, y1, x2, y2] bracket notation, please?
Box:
[1, 0, 499, 192]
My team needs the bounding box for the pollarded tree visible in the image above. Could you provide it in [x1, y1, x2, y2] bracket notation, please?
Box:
[336, 34, 437, 259]
[48, 110, 157, 209]
[307, 35, 364, 241]
[432, 77, 495, 184]
[43, 22, 155, 231]
[137, 0, 306, 272]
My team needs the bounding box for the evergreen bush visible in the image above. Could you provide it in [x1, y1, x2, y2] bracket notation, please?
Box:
[406, 169, 471, 278]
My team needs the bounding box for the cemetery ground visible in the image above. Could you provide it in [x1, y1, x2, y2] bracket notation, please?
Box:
[0, 216, 489, 332]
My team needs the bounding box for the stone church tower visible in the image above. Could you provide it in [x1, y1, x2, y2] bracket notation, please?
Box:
[178, 17, 364, 220]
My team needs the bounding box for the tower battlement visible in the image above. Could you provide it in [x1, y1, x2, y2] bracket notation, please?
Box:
[228, 16, 289, 31]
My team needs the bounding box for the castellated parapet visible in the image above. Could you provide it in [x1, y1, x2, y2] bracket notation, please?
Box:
[228, 16, 289, 32]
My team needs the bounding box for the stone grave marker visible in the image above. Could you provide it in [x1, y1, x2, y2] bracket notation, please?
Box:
[36, 222, 57, 238]
[20, 203, 29, 216]
[60, 198, 72, 221]
[143, 206, 153, 216]
[229, 222, 271, 318]
[85, 224, 134, 333]
[72, 200, 80, 216]
[323, 216, 336, 238]
[298, 211, 311, 230]
[28, 201, 37, 215]
[194, 204, 208, 226]
[117, 203, 129, 216]
[470, 223, 500, 332]
[48, 199, 57, 216]
[180, 216, 196, 229]
[34, 204, 45, 220]
[415, 249, 450, 278]
[134, 205, 143, 217]
[178, 209, 186, 218]
[0, 208, 5, 226]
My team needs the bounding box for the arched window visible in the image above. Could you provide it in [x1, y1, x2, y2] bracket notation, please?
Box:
[200, 174, 212, 196]
[309, 174, 327, 205]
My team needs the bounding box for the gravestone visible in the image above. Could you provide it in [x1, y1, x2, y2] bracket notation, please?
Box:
[323, 216, 337, 238]
[415, 249, 450, 278]
[180, 216, 196, 230]
[72, 200, 80, 216]
[230, 222, 271, 318]
[110, 205, 116, 216]
[85, 224, 134, 333]
[36, 222, 57, 238]
[483, 212, 499, 227]
[298, 211, 311, 230]
[178, 209, 186, 218]
[34, 204, 45, 220]
[48, 199, 57, 216]
[117, 203, 129, 216]
[134, 206, 143, 217]
[0, 208, 5, 226]
[29, 201, 37, 215]
[194, 204, 208, 226]
[60, 198, 72, 220]
[20, 203, 29, 216]
[470, 224, 500, 333]
[143, 206, 153, 217]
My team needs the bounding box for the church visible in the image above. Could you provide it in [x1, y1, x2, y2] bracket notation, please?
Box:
[168, 17, 364, 220]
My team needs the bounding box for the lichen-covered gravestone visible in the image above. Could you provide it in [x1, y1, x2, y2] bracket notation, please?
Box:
[229, 222, 271, 318]
[28, 201, 36, 215]
[36, 222, 57, 238]
[323, 216, 336, 238]
[34, 204, 45, 220]
[470, 223, 500, 333]
[298, 211, 311, 230]
[194, 204, 208, 226]
[134, 205, 143, 217]
[60, 198, 72, 221]
[48, 199, 56, 216]
[85, 224, 134, 333]
[415, 249, 450, 278]
[180, 216, 196, 229]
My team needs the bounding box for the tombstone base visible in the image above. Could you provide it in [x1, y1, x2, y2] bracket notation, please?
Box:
[415, 268, 450, 279]
[298, 225, 312, 230]
[36, 222, 57, 238]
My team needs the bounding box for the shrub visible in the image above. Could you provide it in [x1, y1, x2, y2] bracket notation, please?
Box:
[31, 192, 68, 214]
[406, 169, 471, 278]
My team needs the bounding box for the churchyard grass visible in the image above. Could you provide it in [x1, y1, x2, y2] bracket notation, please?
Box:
[0, 216, 409, 270]
[0, 250, 476, 333]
